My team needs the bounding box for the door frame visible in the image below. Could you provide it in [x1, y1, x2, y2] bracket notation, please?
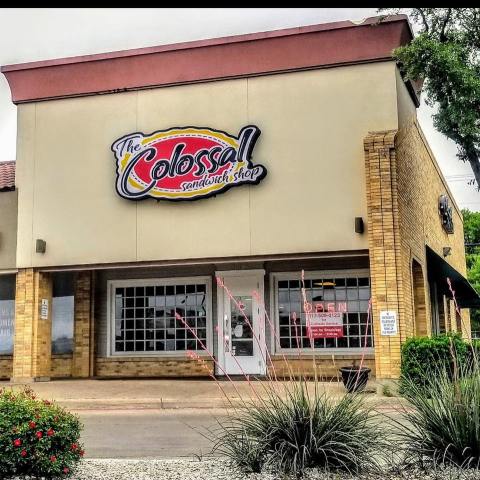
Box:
[215, 269, 266, 376]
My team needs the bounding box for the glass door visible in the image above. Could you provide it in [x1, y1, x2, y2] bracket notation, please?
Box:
[216, 271, 266, 376]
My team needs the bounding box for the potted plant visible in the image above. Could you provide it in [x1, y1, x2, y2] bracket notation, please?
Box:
[339, 360, 371, 393]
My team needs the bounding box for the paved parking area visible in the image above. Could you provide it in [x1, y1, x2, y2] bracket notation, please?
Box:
[79, 408, 224, 458]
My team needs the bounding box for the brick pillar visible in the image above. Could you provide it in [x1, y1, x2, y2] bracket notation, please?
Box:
[13, 269, 52, 382]
[72, 271, 91, 378]
[364, 131, 404, 380]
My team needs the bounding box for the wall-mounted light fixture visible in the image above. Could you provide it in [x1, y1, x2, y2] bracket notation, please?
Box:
[354, 217, 364, 234]
[443, 246, 452, 258]
[35, 239, 46, 254]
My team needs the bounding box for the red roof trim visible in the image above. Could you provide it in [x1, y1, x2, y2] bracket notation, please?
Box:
[1, 15, 413, 104]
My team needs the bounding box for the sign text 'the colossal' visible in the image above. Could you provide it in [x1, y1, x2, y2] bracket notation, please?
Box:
[111, 126, 267, 201]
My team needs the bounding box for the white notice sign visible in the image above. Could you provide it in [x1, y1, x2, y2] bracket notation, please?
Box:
[40, 299, 49, 320]
[380, 311, 397, 336]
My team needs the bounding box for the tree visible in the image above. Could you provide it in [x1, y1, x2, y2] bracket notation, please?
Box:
[379, 8, 480, 189]
[462, 208, 480, 331]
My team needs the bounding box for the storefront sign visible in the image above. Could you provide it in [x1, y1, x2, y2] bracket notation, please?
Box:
[111, 125, 267, 201]
[380, 311, 397, 336]
[306, 312, 344, 339]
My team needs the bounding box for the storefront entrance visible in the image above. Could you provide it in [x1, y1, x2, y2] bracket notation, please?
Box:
[216, 271, 266, 376]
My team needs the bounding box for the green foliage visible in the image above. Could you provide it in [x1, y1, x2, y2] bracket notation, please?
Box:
[462, 209, 480, 247]
[400, 333, 468, 386]
[0, 387, 84, 479]
[380, 8, 480, 188]
[214, 381, 387, 477]
[397, 363, 480, 468]
[462, 209, 480, 330]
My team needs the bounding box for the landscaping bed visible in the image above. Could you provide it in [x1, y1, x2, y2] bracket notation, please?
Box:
[69, 458, 480, 480]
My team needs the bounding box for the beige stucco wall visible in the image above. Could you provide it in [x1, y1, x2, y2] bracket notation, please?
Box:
[15, 61, 400, 268]
[0, 189, 17, 271]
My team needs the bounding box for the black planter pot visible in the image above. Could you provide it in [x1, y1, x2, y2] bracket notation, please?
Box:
[339, 366, 371, 393]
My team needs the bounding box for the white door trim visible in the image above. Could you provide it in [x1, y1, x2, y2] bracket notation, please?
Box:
[216, 270, 266, 376]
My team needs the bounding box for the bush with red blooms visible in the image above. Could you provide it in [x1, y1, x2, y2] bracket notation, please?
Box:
[0, 387, 84, 479]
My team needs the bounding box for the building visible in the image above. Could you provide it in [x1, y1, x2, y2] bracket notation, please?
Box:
[0, 15, 478, 383]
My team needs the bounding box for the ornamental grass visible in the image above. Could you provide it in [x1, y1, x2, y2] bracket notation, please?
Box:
[396, 358, 480, 470]
[0, 387, 84, 479]
[213, 379, 388, 477]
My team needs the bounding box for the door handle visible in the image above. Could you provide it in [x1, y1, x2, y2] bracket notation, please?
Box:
[224, 314, 230, 353]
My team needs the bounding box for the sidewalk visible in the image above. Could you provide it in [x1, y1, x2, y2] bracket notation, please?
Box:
[0, 378, 407, 411]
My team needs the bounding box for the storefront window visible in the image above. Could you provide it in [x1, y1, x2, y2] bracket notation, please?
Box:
[113, 279, 209, 354]
[0, 275, 15, 355]
[52, 273, 75, 354]
[275, 272, 372, 351]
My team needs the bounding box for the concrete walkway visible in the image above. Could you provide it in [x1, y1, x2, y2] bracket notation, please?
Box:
[0, 378, 405, 411]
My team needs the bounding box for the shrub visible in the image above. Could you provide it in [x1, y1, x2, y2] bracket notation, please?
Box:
[400, 333, 468, 386]
[213, 380, 387, 477]
[397, 363, 480, 469]
[0, 387, 84, 479]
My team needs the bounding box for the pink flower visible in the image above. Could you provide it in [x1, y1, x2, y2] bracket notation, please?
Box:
[50, 455, 57, 462]
[63, 467, 70, 474]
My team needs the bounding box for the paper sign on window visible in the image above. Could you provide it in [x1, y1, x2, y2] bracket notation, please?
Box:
[306, 312, 344, 339]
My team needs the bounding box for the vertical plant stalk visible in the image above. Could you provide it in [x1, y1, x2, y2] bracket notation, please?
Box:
[352, 299, 372, 392]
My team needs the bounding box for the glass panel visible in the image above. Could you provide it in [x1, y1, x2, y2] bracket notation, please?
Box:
[113, 281, 208, 353]
[51, 272, 75, 354]
[230, 295, 254, 357]
[276, 274, 372, 351]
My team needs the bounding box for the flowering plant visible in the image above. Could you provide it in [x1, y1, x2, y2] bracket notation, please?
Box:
[0, 387, 84, 479]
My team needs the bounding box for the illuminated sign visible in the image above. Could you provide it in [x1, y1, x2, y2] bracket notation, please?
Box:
[306, 312, 344, 339]
[111, 125, 266, 201]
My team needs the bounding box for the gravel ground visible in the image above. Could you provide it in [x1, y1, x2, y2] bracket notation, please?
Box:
[65, 458, 480, 480]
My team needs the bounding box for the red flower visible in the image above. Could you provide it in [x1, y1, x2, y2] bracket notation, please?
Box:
[63, 467, 70, 474]
[13, 439, 21, 447]
[21, 449, 27, 457]
[50, 455, 57, 462]
[70, 443, 78, 451]
[28, 421, 36, 429]
[36, 431, 43, 439]
[79, 449, 85, 457]
[47, 428, 55, 437]
[43, 399, 52, 405]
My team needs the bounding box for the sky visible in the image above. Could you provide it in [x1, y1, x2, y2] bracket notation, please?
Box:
[0, 8, 478, 211]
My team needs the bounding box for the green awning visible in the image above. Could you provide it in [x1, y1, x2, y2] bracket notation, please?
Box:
[426, 246, 480, 308]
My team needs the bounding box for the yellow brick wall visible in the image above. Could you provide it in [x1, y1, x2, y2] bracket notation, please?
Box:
[364, 122, 470, 379]
[72, 272, 91, 377]
[269, 355, 376, 379]
[51, 354, 73, 378]
[0, 356, 13, 379]
[95, 357, 214, 377]
[13, 269, 53, 381]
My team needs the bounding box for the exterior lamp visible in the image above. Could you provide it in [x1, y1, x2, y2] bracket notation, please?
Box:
[443, 247, 452, 258]
[36, 239, 46, 254]
[355, 217, 364, 234]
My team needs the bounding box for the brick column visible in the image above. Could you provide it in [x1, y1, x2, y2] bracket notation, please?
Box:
[72, 271, 91, 378]
[364, 131, 404, 380]
[13, 269, 52, 382]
